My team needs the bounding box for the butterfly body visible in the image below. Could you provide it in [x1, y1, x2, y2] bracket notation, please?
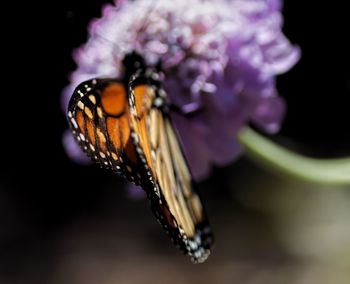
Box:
[67, 52, 213, 263]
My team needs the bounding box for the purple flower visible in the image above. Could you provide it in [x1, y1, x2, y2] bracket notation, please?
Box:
[62, 0, 300, 181]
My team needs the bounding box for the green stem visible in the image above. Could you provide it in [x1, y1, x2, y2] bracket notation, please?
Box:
[238, 127, 350, 185]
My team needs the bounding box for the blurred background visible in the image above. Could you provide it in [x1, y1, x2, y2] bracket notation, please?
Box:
[2, 0, 350, 283]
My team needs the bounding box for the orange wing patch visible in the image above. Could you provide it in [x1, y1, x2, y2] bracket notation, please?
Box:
[119, 115, 131, 147]
[100, 83, 127, 116]
[133, 85, 151, 116]
[96, 128, 107, 152]
[106, 117, 121, 152]
[86, 118, 96, 146]
[75, 110, 85, 133]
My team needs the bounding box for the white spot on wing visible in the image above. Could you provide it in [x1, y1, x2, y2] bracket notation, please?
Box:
[154, 97, 163, 107]
[77, 101, 84, 110]
[71, 118, 78, 129]
[88, 95, 96, 104]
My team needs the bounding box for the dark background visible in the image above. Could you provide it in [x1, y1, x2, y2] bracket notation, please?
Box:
[2, 1, 350, 283]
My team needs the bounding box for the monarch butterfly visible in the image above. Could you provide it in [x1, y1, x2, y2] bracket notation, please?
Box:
[67, 52, 214, 263]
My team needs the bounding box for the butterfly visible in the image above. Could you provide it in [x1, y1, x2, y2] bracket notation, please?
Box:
[67, 52, 214, 263]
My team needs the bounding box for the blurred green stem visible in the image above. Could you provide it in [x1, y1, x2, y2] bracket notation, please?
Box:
[238, 127, 350, 185]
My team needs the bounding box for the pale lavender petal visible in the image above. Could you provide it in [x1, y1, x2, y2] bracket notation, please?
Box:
[171, 113, 212, 181]
[126, 183, 146, 200]
[252, 96, 286, 134]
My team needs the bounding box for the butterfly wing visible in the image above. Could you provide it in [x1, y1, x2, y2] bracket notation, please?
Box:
[128, 74, 214, 263]
[67, 75, 214, 263]
[67, 78, 142, 184]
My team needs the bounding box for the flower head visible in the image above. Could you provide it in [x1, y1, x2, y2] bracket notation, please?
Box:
[63, 0, 300, 180]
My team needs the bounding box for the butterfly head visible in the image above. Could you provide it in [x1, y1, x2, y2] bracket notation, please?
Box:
[122, 51, 146, 81]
